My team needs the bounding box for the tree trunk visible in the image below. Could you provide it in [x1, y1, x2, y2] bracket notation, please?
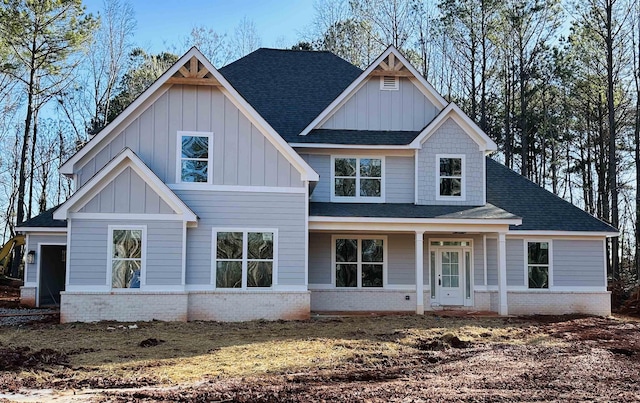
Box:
[606, 0, 619, 281]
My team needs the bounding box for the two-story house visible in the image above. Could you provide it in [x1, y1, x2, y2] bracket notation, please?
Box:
[16, 46, 616, 322]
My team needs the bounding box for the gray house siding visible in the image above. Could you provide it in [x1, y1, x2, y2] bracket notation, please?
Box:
[79, 167, 174, 214]
[506, 239, 525, 286]
[309, 233, 332, 284]
[175, 191, 306, 287]
[68, 219, 183, 286]
[301, 154, 331, 202]
[486, 238, 497, 286]
[300, 153, 414, 203]
[553, 240, 605, 287]
[25, 234, 67, 284]
[386, 157, 414, 203]
[320, 78, 439, 131]
[76, 85, 302, 188]
[417, 118, 484, 206]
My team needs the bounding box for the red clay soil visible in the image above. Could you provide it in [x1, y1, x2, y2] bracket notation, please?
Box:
[2, 315, 636, 402]
[0, 284, 19, 308]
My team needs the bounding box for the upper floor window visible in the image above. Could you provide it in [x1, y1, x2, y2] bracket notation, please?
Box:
[436, 154, 465, 200]
[109, 226, 145, 289]
[332, 156, 384, 202]
[527, 241, 550, 289]
[178, 131, 213, 183]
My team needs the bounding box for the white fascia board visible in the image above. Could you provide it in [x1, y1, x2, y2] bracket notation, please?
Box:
[290, 143, 412, 150]
[309, 221, 516, 233]
[54, 148, 198, 224]
[14, 227, 67, 234]
[60, 47, 318, 182]
[309, 216, 522, 225]
[507, 230, 618, 238]
[298, 46, 447, 137]
[410, 103, 498, 152]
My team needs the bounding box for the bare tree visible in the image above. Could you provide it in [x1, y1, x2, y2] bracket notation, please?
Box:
[231, 16, 262, 60]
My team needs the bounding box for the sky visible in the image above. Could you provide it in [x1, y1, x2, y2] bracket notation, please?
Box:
[82, 0, 316, 53]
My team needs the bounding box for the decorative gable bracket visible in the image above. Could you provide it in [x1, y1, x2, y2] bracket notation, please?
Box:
[167, 56, 221, 86]
[369, 53, 413, 78]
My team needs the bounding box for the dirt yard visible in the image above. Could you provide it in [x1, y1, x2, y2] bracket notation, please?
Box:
[0, 313, 639, 402]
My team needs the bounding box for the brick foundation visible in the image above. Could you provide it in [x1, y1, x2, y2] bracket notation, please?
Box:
[474, 290, 611, 316]
[20, 287, 36, 307]
[311, 289, 418, 312]
[60, 291, 310, 323]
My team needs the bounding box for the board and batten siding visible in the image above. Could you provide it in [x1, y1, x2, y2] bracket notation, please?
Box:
[75, 85, 302, 188]
[25, 234, 67, 284]
[300, 153, 414, 203]
[553, 239, 605, 287]
[320, 77, 439, 131]
[79, 167, 174, 214]
[68, 219, 183, 287]
[175, 191, 306, 287]
[417, 119, 485, 206]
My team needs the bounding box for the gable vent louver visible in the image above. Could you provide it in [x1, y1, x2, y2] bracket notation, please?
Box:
[380, 76, 399, 91]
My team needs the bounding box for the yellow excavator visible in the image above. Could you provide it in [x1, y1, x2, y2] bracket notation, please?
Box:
[0, 235, 25, 276]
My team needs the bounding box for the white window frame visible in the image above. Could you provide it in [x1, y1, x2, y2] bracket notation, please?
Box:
[176, 131, 214, 185]
[330, 155, 386, 203]
[379, 76, 399, 91]
[107, 225, 147, 291]
[211, 228, 279, 290]
[331, 234, 388, 288]
[436, 154, 466, 201]
[524, 239, 553, 290]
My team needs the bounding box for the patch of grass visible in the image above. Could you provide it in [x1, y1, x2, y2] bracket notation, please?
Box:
[0, 315, 563, 387]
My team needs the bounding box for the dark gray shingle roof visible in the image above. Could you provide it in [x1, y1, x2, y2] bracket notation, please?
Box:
[293, 129, 420, 145]
[310, 202, 518, 220]
[486, 158, 616, 232]
[17, 206, 66, 228]
[219, 48, 362, 142]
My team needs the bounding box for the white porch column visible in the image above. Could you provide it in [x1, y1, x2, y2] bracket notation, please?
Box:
[497, 232, 508, 315]
[415, 231, 425, 314]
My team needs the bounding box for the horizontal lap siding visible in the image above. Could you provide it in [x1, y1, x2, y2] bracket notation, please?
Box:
[320, 78, 438, 131]
[486, 238, 497, 286]
[553, 240, 605, 287]
[387, 234, 415, 285]
[309, 233, 331, 284]
[176, 191, 306, 286]
[76, 85, 302, 188]
[69, 220, 183, 287]
[473, 235, 484, 286]
[26, 234, 67, 284]
[386, 157, 414, 203]
[507, 239, 524, 286]
[302, 154, 331, 202]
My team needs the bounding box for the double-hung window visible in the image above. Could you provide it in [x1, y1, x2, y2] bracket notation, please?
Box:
[178, 131, 212, 183]
[527, 241, 550, 289]
[437, 155, 464, 200]
[214, 230, 276, 289]
[109, 226, 145, 289]
[334, 236, 385, 288]
[332, 157, 384, 201]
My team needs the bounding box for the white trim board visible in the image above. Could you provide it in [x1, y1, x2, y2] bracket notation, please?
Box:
[60, 47, 319, 182]
[53, 148, 198, 225]
[15, 228, 67, 234]
[299, 46, 447, 137]
[409, 103, 498, 152]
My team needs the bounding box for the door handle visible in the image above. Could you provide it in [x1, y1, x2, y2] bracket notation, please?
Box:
[438, 279, 441, 286]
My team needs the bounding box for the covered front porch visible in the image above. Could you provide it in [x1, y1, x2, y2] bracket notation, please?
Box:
[307, 204, 522, 316]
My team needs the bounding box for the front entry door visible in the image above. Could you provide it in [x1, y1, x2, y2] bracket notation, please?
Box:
[437, 249, 464, 306]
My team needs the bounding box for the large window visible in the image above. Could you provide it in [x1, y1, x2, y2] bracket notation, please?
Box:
[178, 131, 212, 183]
[109, 226, 145, 289]
[332, 157, 384, 201]
[214, 230, 276, 289]
[333, 236, 385, 288]
[437, 155, 464, 199]
[527, 241, 549, 289]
